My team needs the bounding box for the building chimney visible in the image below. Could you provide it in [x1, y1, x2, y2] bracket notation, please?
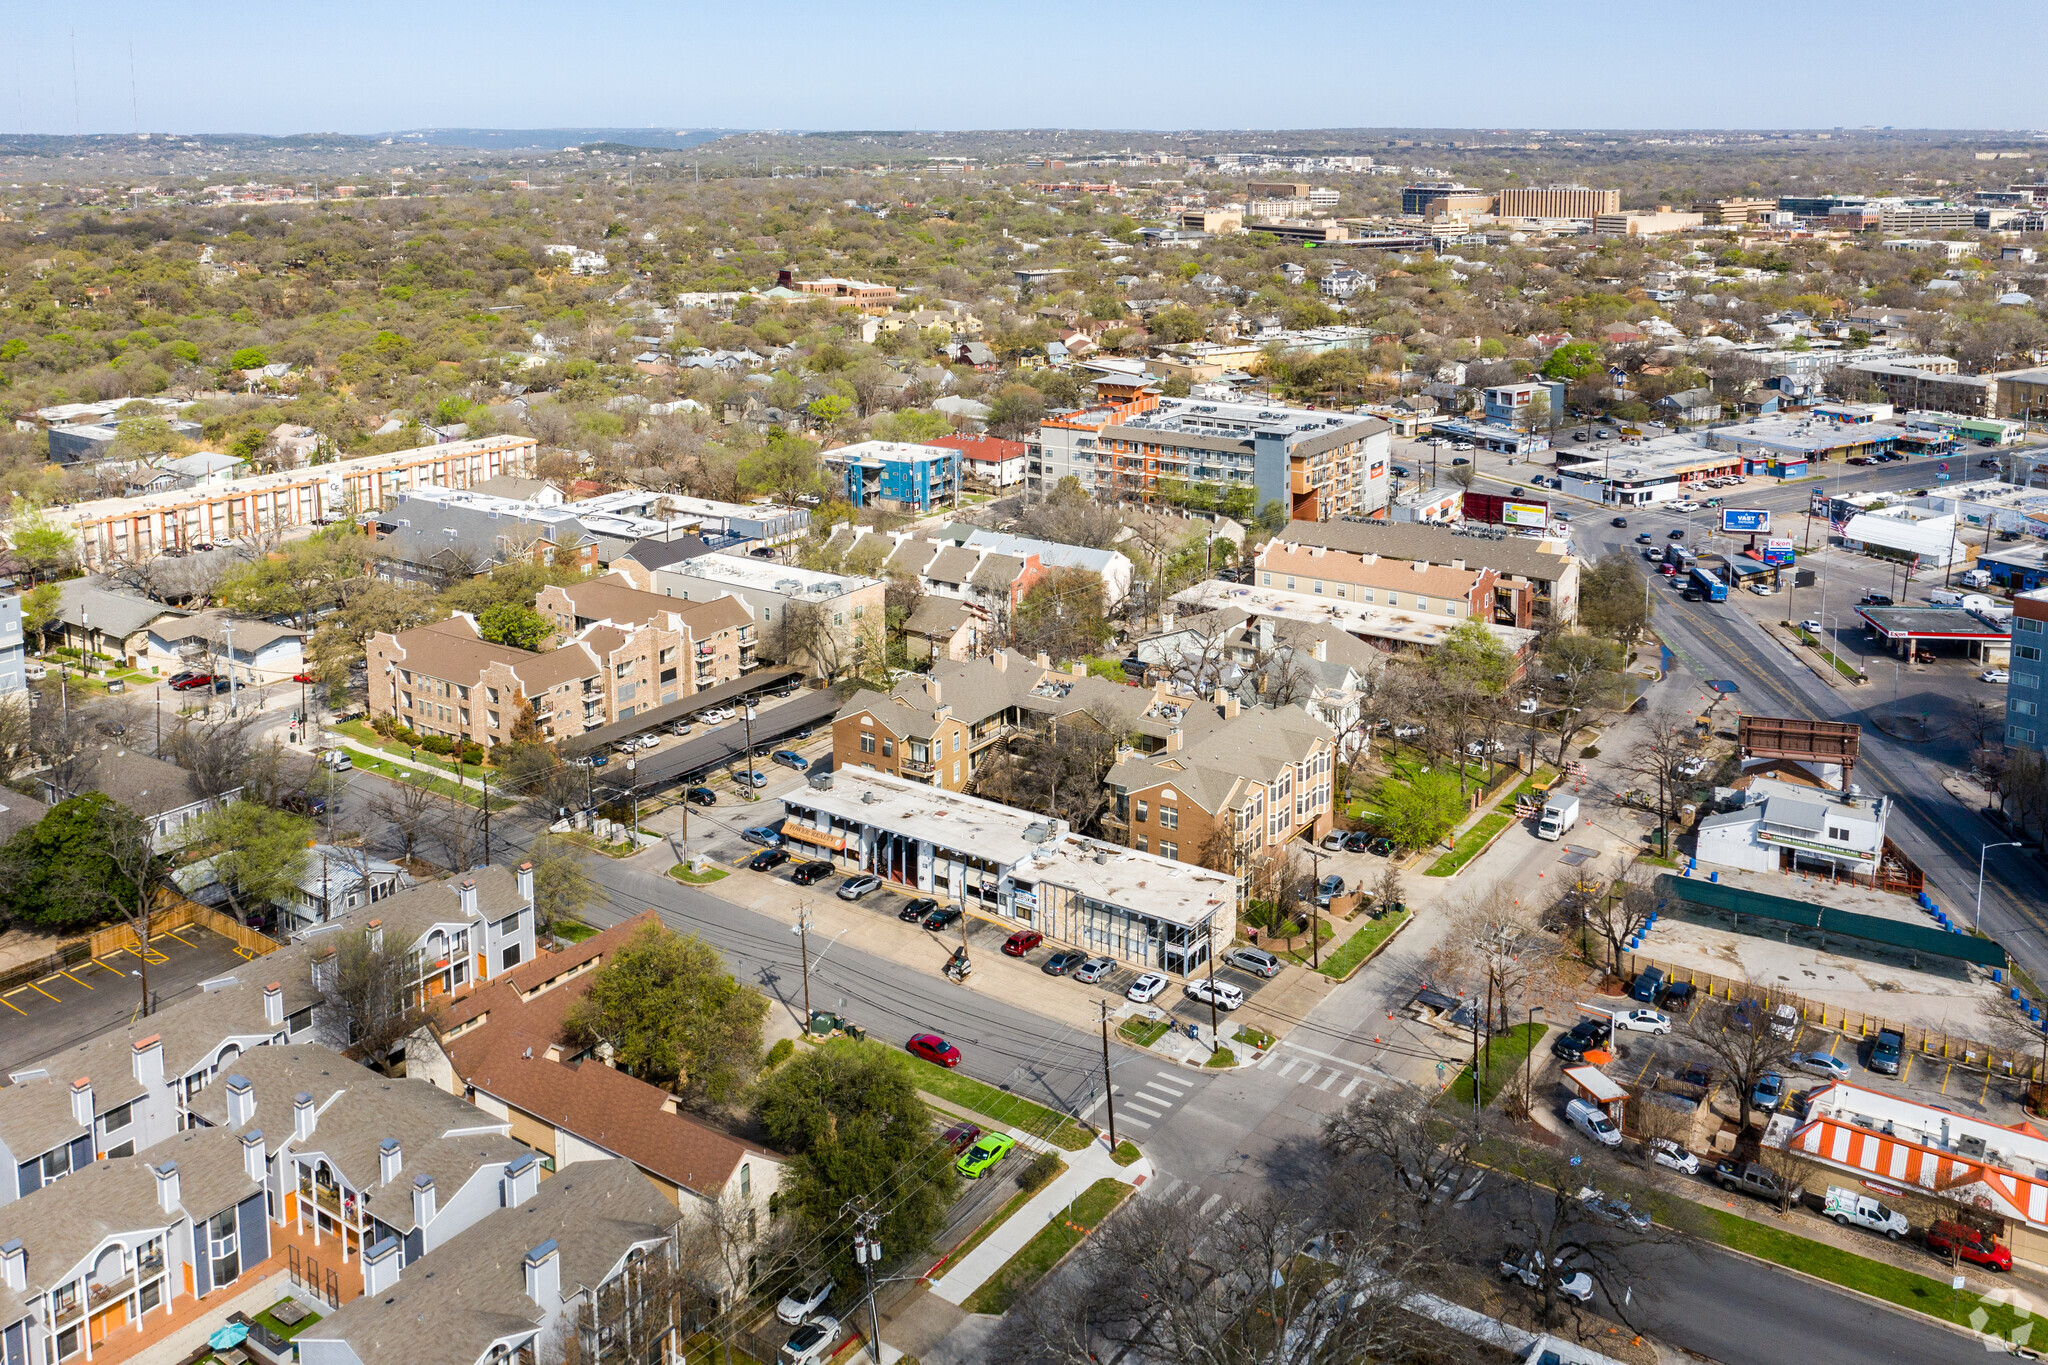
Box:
[990, 651, 1007, 674]
[366, 919, 384, 953]
[926, 678, 941, 704]
[0, 1240, 23, 1293]
[293, 1091, 316, 1142]
[362, 1237, 403, 1297]
[1035, 651, 1051, 669]
[1166, 728, 1184, 752]
[70, 1079, 93, 1128]
[412, 1174, 437, 1228]
[1160, 611, 1176, 633]
[131, 1035, 164, 1087]
[516, 861, 535, 904]
[503, 1153, 540, 1208]
[263, 982, 283, 1027]
[1222, 693, 1240, 721]
[1256, 618, 1275, 654]
[241, 1130, 267, 1185]
[153, 1161, 181, 1213]
[661, 1092, 681, 1115]
[379, 1139, 403, 1186]
[225, 1075, 255, 1128]
[523, 1240, 562, 1315]
[457, 878, 479, 918]
[1313, 637, 1327, 663]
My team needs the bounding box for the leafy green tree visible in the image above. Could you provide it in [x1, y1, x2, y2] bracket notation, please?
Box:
[1151, 307, 1205, 344]
[1013, 568, 1111, 662]
[751, 1040, 959, 1286]
[228, 345, 270, 370]
[0, 794, 137, 930]
[195, 803, 313, 923]
[566, 924, 767, 1105]
[738, 431, 825, 506]
[477, 603, 552, 651]
[9, 502, 76, 584]
[1435, 619, 1514, 697]
[1370, 769, 1466, 851]
[111, 413, 178, 459]
[1539, 342, 1603, 381]
[20, 581, 61, 650]
[216, 528, 365, 627]
[1578, 551, 1654, 648]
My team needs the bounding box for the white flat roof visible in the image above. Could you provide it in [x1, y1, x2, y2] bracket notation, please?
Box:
[789, 768, 1059, 869]
[666, 553, 878, 597]
[1016, 834, 1236, 928]
[1175, 579, 1539, 653]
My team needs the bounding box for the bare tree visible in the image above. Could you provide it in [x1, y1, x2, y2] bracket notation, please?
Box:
[1491, 1140, 1691, 1329]
[1583, 879, 1660, 984]
[548, 1223, 695, 1365]
[1619, 713, 1697, 854]
[1539, 632, 1627, 765]
[372, 779, 440, 866]
[1683, 986, 1796, 1133]
[79, 801, 177, 1020]
[317, 929, 428, 1067]
[969, 706, 1129, 836]
[1321, 1087, 1486, 1243]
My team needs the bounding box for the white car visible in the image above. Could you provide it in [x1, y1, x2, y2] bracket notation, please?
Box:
[1669, 500, 1699, 513]
[1126, 972, 1169, 1004]
[1499, 1252, 1593, 1303]
[1184, 979, 1245, 1011]
[1612, 1008, 1671, 1035]
[1517, 696, 1540, 714]
[1984, 669, 2011, 684]
[776, 1277, 834, 1325]
[21, 661, 45, 680]
[701, 706, 735, 723]
[1677, 756, 1709, 778]
[780, 1315, 840, 1365]
[1798, 619, 1822, 634]
[1748, 582, 1775, 596]
[1651, 1138, 1699, 1176]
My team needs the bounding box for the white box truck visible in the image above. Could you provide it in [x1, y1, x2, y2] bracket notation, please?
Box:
[1536, 794, 1579, 841]
[1960, 568, 1993, 589]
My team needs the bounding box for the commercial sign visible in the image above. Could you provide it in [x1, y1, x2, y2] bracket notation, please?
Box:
[1461, 491, 1551, 527]
[1502, 501, 1549, 528]
[1720, 508, 1770, 534]
[1761, 538, 1795, 567]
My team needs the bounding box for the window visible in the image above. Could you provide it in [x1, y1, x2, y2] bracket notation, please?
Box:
[488, 711, 501, 728]
[953, 734, 962, 753]
[104, 1141, 134, 1159]
[209, 1208, 240, 1287]
[2018, 672, 2039, 689]
[1134, 800, 1149, 822]
[2020, 617, 2042, 633]
[1446, 603, 1458, 616]
[860, 733, 876, 754]
[1160, 805, 1178, 829]
[659, 646, 676, 663]
[834, 613, 844, 627]
[139, 1280, 161, 1314]
[2011, 726, 2037, 744]
[487, 686, 500, 703]
[504, 943, 523, 970]
[1313, 580, 1324, 595]
[1261, 572, 1273, 586]
[952, 760, 961, 783]
[740, 1163, 751, 1197]
[1160, 841, 1178, 860]
[2016, 700, 2039, 717]
[41, 1147, 69, 1184]
[1827, 826, 1849, 841]
[457, 685, 470, 701]
[57, 1325, 80, 1360]
[1285, 576, 1296, 590]
[2024, 646, 2044, 662]
[1136, 836, 1149, 853]
[103, 1102, 133, 1131]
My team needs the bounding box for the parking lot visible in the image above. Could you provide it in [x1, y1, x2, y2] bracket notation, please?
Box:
[0, 925, 251, 1075]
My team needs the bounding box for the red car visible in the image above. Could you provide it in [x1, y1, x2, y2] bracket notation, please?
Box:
[1002, 930, 1043, 957]
[292, 672, 317, 684]
[171, 674, 215, 691]
[1926, 1220, 2011, 1271]
[905, 1033, 961, 1068]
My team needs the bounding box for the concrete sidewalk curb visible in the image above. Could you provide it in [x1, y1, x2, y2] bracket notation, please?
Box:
[925, 1139, 1140, 1305]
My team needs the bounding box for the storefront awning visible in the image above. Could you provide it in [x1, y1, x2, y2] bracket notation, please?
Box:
[781, 824, 846, 853]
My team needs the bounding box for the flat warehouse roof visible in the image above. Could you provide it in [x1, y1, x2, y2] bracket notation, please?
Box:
[1855, 606, 2010, 640]
[788, 769, 1057, 868]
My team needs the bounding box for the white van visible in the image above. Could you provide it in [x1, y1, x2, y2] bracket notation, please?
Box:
[1566, 1098, 1622, 1147]
[1928, 588, 1965, 607]
[318, 749, 353, 772]
[1960, 568, 1994, 589]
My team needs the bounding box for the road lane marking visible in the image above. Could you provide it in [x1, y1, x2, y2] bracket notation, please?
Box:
[1339, 1076, 1363, 1098]
[1316, 1071, 1339, 1091]
[1136, 1087, 1182, 1107]
[1256, 1050, 1280, 1069]
[1177, 1184, 1202, 1205]
[1157, 1176, 1182, 1198]
[1148, 1072, 1191, 1091]
[1199, 1194, 1223, 1215]
[1277, 1058, 1302, 1078]
[1116, 1113, 1152, 1129]
[1123, 1101, 1166, 1119]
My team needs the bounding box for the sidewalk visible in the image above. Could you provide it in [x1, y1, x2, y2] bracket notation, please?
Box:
[925, 1137, 1148, 1307]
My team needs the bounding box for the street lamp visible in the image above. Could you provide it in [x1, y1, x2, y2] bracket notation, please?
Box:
[1978, 841, 2023, 932]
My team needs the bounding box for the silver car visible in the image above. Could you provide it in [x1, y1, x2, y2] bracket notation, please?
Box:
[1072, 956, 1116, 983]
[1225, 947, 1282, 978]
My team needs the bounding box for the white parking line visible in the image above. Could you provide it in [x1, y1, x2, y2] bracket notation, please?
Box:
[1199, 1193, 1223, 1215]
[1317, 1071, 1339, 1091]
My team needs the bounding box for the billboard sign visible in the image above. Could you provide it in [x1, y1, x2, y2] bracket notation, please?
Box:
[1761, 538, 1795, 567]
[1721, 508, 1770, 534]
[1461, 491, 1551, 527]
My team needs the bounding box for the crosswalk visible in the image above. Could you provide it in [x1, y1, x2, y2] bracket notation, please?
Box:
[1147, 1173, 1238, 1218]
[1255, 1043, 1379, 1101]
[1096, 1069, 1195, 1130]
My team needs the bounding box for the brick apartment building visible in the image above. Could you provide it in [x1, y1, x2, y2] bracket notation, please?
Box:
[534, 573, 756, 692]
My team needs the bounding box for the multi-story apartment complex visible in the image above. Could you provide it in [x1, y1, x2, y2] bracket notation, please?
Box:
[824, 440, 960, 513]
[1400, 183, 1492, 218]
[51, 435, 538, 569]
[2006, 589, 2048, 751]
[1033, 392, 1161, 497]
[1839, 357, 2000, 417]
[1104, 687, 1337, 874]
[1089, 397, 1392, 522]
[1594, 209, 1705, 237]
[1482, 380, 1568, 427]
[0, 588, 24, 696]
[534, 573, 756, 692]
[609, 553, 885, 679]
[367, 598, 745, 746]
[1267, 518, 1580, 629]
[1493, 186, 1620, 219]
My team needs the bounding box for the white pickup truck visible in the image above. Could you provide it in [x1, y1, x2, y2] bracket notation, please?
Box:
[1823, 1186, 1908, 1240]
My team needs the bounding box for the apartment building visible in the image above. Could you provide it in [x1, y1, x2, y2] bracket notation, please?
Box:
[1129, 608, 1385, 754]
[1268, 518, 1579, 629]
[927, 432, 1029, 487]
[608, 553, 885, 680]
[353, 862, 540, 1005]
[1840, 357, 1999, 417]
[1178, 208, 1244, 234]
[367, 609, 698, 745]
[1032, 392, 1162, 496]
[534, 573, 756, 694]
[2005, 589, 2048, 750]
[832, 648, 1143, 791]
[824, 440, 960, 513]
[1104, 687, 1337, 873]
[294, 1158, 682, 1365]
[1493, 186, 1620, 219]
[53, 434, 538, 569]
[835, 531, 1043, 623]
[1092, 397, 1392, 522]
[1482, 380, 1567, 427]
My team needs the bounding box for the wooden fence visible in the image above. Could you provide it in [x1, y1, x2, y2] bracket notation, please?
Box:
[1618, 948, 2046, 1083]
[87, 897, 279, 962]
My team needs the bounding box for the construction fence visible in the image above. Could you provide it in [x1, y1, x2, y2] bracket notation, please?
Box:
[1617, 948, 2047, 1084]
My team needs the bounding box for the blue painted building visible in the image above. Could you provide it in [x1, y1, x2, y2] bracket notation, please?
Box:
[1977, 540, 2048, 594]
[0, 586, 23, 696]
[826, 441, 960, 513]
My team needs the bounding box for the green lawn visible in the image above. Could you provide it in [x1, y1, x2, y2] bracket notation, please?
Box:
[334, 718, 495, 784]
[1275, 917, 1338, 967]
[1205, 1046, 1237, 1068]
[1437, 1022, 1545, 1110]
[1795, 631, 1867, 681]
[669, 863, 730, 885]
[341, 745, 501, 807]
[1703, 1208, 2028, 1341]
[1317, 907, 1411, 980]
[1109, 1140, 1142, 1167]
[252, 1301, 321, 1341]
[961, 1178, 1134, 1315]
[872, 1040, 1096, 1151]
[551, 919, 599, 943]
[1119, 1016, 1170, 1047]
[1234, 1024, 1276, 1050]
[945, 1157, 1068, 1269]
[1425, 810, 1516, 877]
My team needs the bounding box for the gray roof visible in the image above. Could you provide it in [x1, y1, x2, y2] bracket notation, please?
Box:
[364, 863, 530, 950]
[0, 1074, 89, 1165]
[300, 1158, 675, 1365]
[151, 610, 304, 653]
[923, 545, 984, 586]
[55, 577, 186, 639]
[1763, 795, 1829, 834]
[0, 789, 47, 843]
[902, 597, 977, 639]
[883, 537, 941, 576]
[51, 748, 212, 819]
[1109, 695, 1333, 815]
[617, 535, 719, 571]
[968, 553, 1028, 592]
[1271, 519, 1573, 584]
[836, 650, 1142, 743]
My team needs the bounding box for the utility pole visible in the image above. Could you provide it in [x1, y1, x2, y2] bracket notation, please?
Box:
[222, 624, 238, 715]
[481, 768, 491, 866]
[845, 1201, 885, 1362]
[1204, 939, 1220, 1051]
[795, 903, 814, 1025]
[1097, 1000, 1118, 1148]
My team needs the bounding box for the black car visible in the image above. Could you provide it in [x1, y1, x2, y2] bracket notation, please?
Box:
[791, 860, 834, 885]
[1681, 589, 1703, 601]
[1860, 593, 1894, 607]
[1367, 835, 1399, 857]
[1551, 1035, 1589, 1064]
[748, 848, 790, 872]
[1667, 528, 1686, 540]
[1042, 951, 1087, 976]
[1342, 830, 1373, 853]
[686, 787, 718, 806]
[922, 905, 963, 932]
[1657, 981, 1697, 1010]
[1567, 1017, 1612, 1047]
[1611, 516, 1628, 528]
[898, 897, 938, 922]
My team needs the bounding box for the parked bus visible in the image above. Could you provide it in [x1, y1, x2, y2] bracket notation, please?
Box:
[1687, 566, 1728, 602]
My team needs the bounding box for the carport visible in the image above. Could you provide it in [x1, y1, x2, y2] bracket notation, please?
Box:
[560, 667, 804, 757]
[1562, 1063, 1628, 1124]
[1655, 874, 2006, 970]
[1853, 605, 2010, 664]
[602, 688, 842, 790]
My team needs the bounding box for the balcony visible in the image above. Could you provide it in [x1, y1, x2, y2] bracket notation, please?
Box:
[901, 757, 936, 775]
[87, 1271, 137, 1309]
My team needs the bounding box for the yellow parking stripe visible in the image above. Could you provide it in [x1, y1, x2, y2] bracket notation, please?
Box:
[57, 970, 93, 990]
[88, 958, 125, 977]
[27, 981, 58, 1002]
[0, 996, 23, 1015]
[161, 929, 200, 949]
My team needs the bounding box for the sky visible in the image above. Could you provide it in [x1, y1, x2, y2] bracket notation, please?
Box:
[6, 1, 2046, 137]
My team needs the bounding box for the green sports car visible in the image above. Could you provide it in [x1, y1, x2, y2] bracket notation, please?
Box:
[956, 1131, 1016, 1179]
